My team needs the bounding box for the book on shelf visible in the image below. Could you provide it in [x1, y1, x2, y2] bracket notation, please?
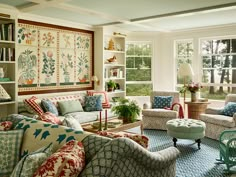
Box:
[110, 68, 123, 78]
[0, 47, 14, 61]
[0, 23, 14, 41]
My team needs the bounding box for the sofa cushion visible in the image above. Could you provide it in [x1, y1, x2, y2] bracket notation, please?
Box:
[33, 140, 85, 177]
[58, 100, 84, 115]
[87, 91, 110, 108]
[11, 143, 53, 177]
[0, 121, 13, 130]
[0, 129, 24, 177]
[220, 102, 236, 117]
[41, 99, 59, 116]
[24, 96, 44, 115]
[48, 95, 85, 108]
[62, 115, 83, 131]
[84, 95, 103, 112]
[142, 109, 178, 118]
[200, 113, 235, 128]
[153, 96, 173, 108]
[14, 118, 88, 157]
[38, 112, 62, 125]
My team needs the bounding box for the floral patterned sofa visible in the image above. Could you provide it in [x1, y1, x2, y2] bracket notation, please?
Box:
[1, 114, 180, 177]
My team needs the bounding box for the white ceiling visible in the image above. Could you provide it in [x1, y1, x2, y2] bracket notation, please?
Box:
[0, 0, 236, 32]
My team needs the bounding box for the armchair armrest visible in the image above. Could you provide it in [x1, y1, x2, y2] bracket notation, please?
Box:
[143, 102, 152, 109]
[205, 107, 223, 115]
[219, 129, 236, 142]
[80, 137, 180, 177]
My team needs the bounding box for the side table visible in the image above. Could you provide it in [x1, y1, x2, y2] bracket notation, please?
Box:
[185, 101, 210, 120]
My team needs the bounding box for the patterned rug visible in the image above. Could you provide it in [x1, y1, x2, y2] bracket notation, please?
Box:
[126, 127, 230, 177]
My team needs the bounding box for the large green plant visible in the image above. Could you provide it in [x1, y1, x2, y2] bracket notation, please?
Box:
[111, 98, 141, 123]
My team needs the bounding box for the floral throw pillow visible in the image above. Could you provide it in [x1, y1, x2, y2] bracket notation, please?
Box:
[0, 121, 13, 131]
[38, 112, 62, 125]
[153, 96, 173, 109]
[84, 95, 103, 112]
[33, 140, 85, 177]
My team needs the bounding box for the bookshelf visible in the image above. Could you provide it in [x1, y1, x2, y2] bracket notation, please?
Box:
[0, 16, 17, 117]
[94, 28, 126, 101]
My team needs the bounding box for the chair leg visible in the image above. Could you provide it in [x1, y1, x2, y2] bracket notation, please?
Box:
[195, 139, 201, 149]
[173, 137, 177, 147]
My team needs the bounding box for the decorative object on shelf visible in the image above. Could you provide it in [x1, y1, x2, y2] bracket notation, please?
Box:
[111, 98, 141, 123]
[0, 78, 10, 82]
[180, 82, 203, 102]
[112, 97, 120, 102]
[113, 32, 127, 37]
[108, 39, 115, 50]
[0, 85, 11, 102]
[115, 83, 120, 90]
[106, 80, 116, 92]
[106, 55, 117, 63]
[91, 75, 100, 85]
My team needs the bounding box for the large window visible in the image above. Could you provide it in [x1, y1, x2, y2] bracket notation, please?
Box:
[126, 41, 152, 96]
[201, 38, 236, 99]
[175, 40, 194, 88]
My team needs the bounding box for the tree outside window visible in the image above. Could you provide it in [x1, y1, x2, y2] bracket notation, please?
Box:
[201, 38, 236, 100]
[126, 42, 152, 96]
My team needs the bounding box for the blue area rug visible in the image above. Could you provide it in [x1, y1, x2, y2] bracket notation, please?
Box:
[126, 127, 230, 177]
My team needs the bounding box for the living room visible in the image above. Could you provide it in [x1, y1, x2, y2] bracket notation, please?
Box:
[0, 0, 236, 177]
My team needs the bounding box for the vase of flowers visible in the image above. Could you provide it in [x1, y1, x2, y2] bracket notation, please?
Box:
[180, 82, 203, 102]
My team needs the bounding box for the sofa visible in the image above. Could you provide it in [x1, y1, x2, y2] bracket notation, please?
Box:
[18, 91, 116, 125]
[200, 94, 236, 140]
[0, 114, 180, 177]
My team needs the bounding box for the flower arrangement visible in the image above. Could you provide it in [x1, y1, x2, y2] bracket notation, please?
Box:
[180, 82, 203, 93]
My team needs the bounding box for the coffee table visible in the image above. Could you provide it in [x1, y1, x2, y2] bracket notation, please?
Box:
[81, 117, 143, 134]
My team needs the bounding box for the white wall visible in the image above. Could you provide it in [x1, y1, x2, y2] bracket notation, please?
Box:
[128, 24, 236, 92]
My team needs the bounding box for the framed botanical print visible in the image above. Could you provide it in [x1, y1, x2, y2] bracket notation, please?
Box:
[17, 19, 94, 95]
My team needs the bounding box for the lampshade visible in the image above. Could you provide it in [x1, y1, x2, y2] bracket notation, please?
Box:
[178, 63, 194, 78]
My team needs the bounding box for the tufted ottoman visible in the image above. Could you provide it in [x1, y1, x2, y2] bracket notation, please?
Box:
[166, 118, 206, 149]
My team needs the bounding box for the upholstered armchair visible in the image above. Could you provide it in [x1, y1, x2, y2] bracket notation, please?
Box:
[142, 91, 180, 130]
[200, 94, 236, 140]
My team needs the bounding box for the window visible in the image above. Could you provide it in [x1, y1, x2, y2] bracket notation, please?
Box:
[175, 40, 194, 87]
[126, 41, 152, 96]
[201, 38, 236, 99]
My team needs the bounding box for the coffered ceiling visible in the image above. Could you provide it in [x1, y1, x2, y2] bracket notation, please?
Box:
[0, 0, 236, 32]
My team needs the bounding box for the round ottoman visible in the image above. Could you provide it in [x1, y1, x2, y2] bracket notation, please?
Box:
[166, 118, 206, 149]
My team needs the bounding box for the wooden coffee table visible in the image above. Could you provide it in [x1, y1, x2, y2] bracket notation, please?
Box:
[81, 117, 143, 134]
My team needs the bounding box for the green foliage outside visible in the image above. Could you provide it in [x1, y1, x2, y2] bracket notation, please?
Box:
[126, 84, 152, 96]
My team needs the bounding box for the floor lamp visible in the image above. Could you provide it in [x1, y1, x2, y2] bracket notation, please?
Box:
[178, 63, 194, 112]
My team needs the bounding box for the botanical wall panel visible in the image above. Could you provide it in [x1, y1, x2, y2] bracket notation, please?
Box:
[17, 19, 94, 95]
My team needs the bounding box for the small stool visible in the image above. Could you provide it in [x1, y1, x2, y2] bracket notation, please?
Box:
[166, 118, 206, 149]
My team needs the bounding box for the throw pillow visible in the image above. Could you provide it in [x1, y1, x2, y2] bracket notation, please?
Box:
[0, 121, 13, 130]
[11, 143, 53, 177]
[84, 95, 103, 112]
[38, 112, 62, 125]
[153, 96, 173, 108]
[62, 115, 83, 131]
[24, 96, 44, 115]
[0, 130, 24, 177]
[33, 140, 85, 177]
[41, 99, 59, 116]
[58, 100, 84, 116]
[97, 131, 149, 148]
[87, 91, 110, 108]
[221, 102, 236, 117]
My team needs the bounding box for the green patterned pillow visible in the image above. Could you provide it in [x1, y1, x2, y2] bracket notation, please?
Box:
[11, 143, 53, 177]
[14, 118, 88, 157]
[0, 129, 24, 177]
[84, 95, 103, 112]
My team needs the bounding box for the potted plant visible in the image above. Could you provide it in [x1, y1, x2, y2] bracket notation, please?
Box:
[111, 98, 141, 123]
[107, 80, 116, 92]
